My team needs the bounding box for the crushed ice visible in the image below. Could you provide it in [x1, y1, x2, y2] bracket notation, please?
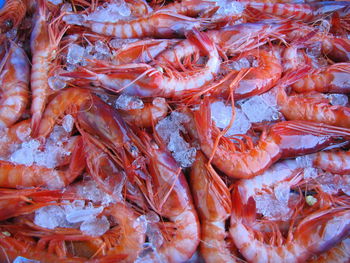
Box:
[115, 94, 144, 110]
[156, 112, 196, 167]
[87, 0, 134, 23]
[327, 93, 349, 106]
[10, 125, 71, 168]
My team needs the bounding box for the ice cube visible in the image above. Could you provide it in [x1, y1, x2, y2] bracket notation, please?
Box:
[327, 93, 349, 106]
[48, 75, 67, 91]
[13, 257, 40, 263]
[114, 94, 144, 110]
[67, 44, 85, 65]
[274, 182, 290, 205]
[62, 114, 74, 132]
[66, 204, 103, 223]
[63, 14, 86, 25]
[34, 205, 66, 229]
[239, 95, 281, 123]
[214, 0, 244, 16]
[227, 57, 251, 71]
[80, 215, 110, 236]
[48, 0, 62, 5]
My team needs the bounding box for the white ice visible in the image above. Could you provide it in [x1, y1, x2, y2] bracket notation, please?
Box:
[48, 0, 63, 5]
[67, 44, 85, 65]
[254, 192, 291, 221]
[76, 179, 116, 206]
[87, 0, 133, 23]
[327, 93, 349, 106]
[156, 112, 196, 167]
[80, 215, 110, 236]
[210, 100, 251, 135]
[239, 93, 281, 123]
[115, 94, 144, 110]
[34, 205, 67, 229]
[214, 0, 244, 17]
[62, 114, 74, 133]
[13, 257, 40, 263]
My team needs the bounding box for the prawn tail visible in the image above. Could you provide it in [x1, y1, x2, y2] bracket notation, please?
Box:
[231, 187, 256, 225]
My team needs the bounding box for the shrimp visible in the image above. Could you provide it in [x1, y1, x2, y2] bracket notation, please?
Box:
[0, 137, 85, 189]
[0, 41, 30, 129]
[291, 63, 350, 93]
[118, 97, 168, 128]
[64, 10, 204, 39]
[30, 0, 68, 136]
[132, 131, 200, 262]
[312, 149, 350, 175]
[65, 30, 220, 98]
[242, 1, 350, 21]
[190, 151, 237, 263]
[230, 189, 350, 262]
[0, 0, 26, 33]
[308, 237, 350, 263]
[35, 88, 92, 139]
[276, 87, 350, 128]
[193, 97, 350, 178]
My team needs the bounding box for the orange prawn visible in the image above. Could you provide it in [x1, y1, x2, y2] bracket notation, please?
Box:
[312, 149, 350, 175]
[35, 87, 92, 139]
[193, 98, 350, 178]
[190, 151, 237, 263]
[0, 41, 30, 129]
[276, 87, 350, 128]
[132, 131, 200, 262]
[64, 9, 204, 38]
[65, 30, 220, 98]
[230, 189, 350, 262]
[30, 0, 68, 136]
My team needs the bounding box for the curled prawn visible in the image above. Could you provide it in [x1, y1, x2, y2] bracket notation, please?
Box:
[0, 41, 30, 129]
[30, 0, 68, 135]
[35, 87, 92, 139]
[190, 151, 237, 263]
[132, 131, 200, 262]
[230, 188, 350, 262]
[65, 30, 221, 98]
[193, 98, 350, 178]
[0, 137, 85, 189]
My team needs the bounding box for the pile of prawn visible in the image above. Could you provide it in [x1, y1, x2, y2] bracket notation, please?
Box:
[1, 0, 350, 262]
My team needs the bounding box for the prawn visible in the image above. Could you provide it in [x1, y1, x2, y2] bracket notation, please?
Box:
[64, 9, 204, 39]
[118, 97, 168, 128]
[0, 137, 85, 189]
[0, 0, 26, 33]
[230, 189, 350, 262]
[157, 0, 218, 17]
[65, 30, 221, 98]
[291, 63, 350, 93]
[30, 0, 68, 136]
[0, 41, 30, 129]
[190, 151, 237, 263]
[35, 87, 92, 139]
[132, 131, 200, 262]
[193, 97, 350, 178]
[242, 1, 350, 21]
[276, 87, 350, 128]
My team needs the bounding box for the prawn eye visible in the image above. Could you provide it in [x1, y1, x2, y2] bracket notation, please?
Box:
[4, 19, 13, 30]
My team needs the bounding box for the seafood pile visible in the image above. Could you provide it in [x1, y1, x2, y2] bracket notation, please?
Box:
[1, 0, 350, 262]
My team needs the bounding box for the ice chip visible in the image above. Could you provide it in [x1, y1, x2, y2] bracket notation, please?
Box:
[327, 93, 349, 106]
[62, 114, 74, 132]
[63, 14, 86, 25]
[34, 205, 66, 229]
[49, 0, 63, 5]
[274, 182, 290, 204]
[67, 44, 85, 65]
[80, 215, 110, 236]
[115, 94, 144, 110]
[13, 257, 40, 263]
[48, 75, 67, 91]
